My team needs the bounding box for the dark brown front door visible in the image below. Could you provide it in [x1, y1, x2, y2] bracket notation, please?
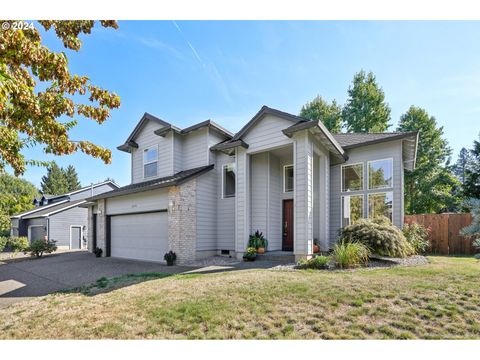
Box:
[282, 199, 294, 251]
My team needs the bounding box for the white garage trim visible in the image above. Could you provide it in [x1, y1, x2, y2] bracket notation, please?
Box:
[69, 225, 84, 249]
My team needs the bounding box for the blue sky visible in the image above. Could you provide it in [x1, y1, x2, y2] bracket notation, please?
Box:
[17, 21, 480, 187]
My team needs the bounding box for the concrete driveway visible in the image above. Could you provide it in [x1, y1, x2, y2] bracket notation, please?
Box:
[0, 251, 190, 309]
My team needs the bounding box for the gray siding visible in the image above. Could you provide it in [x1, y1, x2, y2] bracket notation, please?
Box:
[196, 170, 217, 251]
[173, 132, 183, 173]
[182, 128, 209, 169]
[235, 147, 248, 252]
[131, 120, 173, 183]
[250, 153, 268, 237]
[329, 140, 403, 246]
[69, 183, 117, 201]
[216, 153, 235, 250]
[268, 153, 282, 251]
[49, 206, 88, 248]
[244, 114, 293, 153]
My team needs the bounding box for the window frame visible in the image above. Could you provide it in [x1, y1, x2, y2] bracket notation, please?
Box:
[367, 191, 394, 223]
[340, 194, 364, 228]
[283, 164, 294, 193]
[341, 162, 364, 193]
[222, 163, 236, 199]
[367, 158, 394, 190]
[143, 146, 158, 179]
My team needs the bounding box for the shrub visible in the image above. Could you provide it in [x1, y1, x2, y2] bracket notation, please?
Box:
[7, 236, 29, 253]
[0, 236, 7, 252]
[333, 241, 370, 269]
[248, 230, 268, 250]
[26, 239, 57, 258]
[297, 255, 330, 269]
[93, 247, 103, 257]
[403, 223, 430, 254]
[243, 247, 257, 261]
[340, 217, 414, 258]
[461, 198, 480, 238]
[164, 251, 177, 265]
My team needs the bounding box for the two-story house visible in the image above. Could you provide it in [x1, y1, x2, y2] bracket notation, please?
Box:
[86, 106, 418, 264]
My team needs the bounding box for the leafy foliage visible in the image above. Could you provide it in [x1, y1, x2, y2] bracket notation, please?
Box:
[453, 147, 473, 185]
[463, 135, 480, 199]
[0, 20, 120, 176]
[6, 236, 29, 253]
[340, 217, 414, 258]
[163, 251, 177, 265]
[397, 106, 461, 214]
[460, 199, 480, 240]
[248, 230, 268, 250]
[402, 223, 430, 254]
[0, 172, 38, 235]
[94, 247, 103, 257]
[26, 239, 57, 258]
[333, 241, 370, 269]
[40, 161, 81, 195]
[0, 236, 7, 251]
[299, 95, 342, 133]
[342, 70, 391, 133]
[297, 255, 331, 269]
[243, 247, 257, 261]
[64, 165, 82, 192]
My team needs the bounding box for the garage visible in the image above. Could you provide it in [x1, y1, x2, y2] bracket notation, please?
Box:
[110, 211, 168, 262]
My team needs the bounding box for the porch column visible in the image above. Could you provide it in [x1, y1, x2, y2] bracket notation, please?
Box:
[293, 131, 314, 260]
[319, 152, 330, 251]
[235, 147, 250, 258]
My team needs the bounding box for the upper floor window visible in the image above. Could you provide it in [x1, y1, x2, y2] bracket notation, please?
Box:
[284, 165, 294, 192]
[342, 163, 363, 192]
[223, 164, 236, 198]
[143, 147, 158, 178]
[368, 158, 393, 190]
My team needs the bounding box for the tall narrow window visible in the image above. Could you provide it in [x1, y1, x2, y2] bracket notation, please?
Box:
[143, 147, 158, 178]
[368, 192, 393, 222]
[341, 195, 364, 227]
[342, 163, 364, 192]
[284, 165, 294, 192]
[368, 159, 393, 190]
[223, 164, 236, 198]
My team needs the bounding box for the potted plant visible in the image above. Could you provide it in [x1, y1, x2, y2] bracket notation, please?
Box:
[243, 247, 257, 261]
[93, 247, 103, 258]
[313, 239, 320, 254]
[248, 230, 268, 254]
[164, 251, 177, 266]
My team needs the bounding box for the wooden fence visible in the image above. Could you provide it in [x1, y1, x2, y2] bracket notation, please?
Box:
[404, 213, 474, 255]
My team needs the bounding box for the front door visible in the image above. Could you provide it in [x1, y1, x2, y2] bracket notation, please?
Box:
[282, 199, 294, 251]
[70, 226, 82, 249]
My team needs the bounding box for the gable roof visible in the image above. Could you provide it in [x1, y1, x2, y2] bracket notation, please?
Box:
[333, 132, 418, 149]
[154, 119, 233, 139]
[88, 165, 214, 201]
[117, 113, 172, 152]
[22, 199, 87, 219]
[11, 199, 70, 219]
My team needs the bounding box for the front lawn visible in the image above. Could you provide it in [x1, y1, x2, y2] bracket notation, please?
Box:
[1, 256, 479, 339]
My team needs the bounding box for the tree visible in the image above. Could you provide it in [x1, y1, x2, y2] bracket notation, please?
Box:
[299, 96, 343, 133]
[0, 20, 121, 176]
[453, 147, 473, 185]
[64, 165, 81, 192]
[40, 162, 68, 195]
[464, 135, 480, 199]
[342, 70, 391, 133]
[0, 172, 39, 235]
[397, 106, 461, 214]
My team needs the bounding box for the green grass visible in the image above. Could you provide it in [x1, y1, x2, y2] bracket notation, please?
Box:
[0, 256, 479, 339]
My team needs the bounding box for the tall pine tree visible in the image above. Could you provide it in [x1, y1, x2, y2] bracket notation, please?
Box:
[453, 148, 473, 185]
[342, 70, 391, 133]
[64, 165, 82, 192]
[464, 135, 480, 199]
[299, 96, 343, 133]
[397, 106, 460, 214]
[40, 162, 68, 195]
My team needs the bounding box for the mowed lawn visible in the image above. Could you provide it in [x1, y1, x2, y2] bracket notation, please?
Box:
[1, 257, 479, 339]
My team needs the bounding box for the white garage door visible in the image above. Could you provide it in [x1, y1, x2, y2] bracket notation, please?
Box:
[111, 212, 168, 262]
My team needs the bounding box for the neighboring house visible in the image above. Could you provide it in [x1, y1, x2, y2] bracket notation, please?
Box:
[11, 181, 119, 249]
[86, 106, 418, 264]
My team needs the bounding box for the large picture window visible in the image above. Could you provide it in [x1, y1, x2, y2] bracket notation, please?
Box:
[284, 165, 294, 192]
[341, 195, 364, 227]
[368, 159, 393, 190]
[143, 147, 158, 178]
[342, 163, 364, 192]
[223, 164, 236, 198]
[368, 192, 393, 222]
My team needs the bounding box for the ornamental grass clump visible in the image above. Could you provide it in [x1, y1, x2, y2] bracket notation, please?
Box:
[340, 216, 414, 258]
[333, 241, 370, 269]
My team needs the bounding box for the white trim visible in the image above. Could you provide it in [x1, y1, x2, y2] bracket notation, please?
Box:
[27, 225, 46, 242]
[11, 199, 69, 219]
[340, 194, 364, 228]
[367, 191, 394, 223]
[340, 162, 364, 193]
[222, 163, 236, 199]
[142, 145, 159, 179]
[40, 200, 87, 217]
[292, 138, 297, 253]
[283, 164, 294, 193]
[367, 157, 394, 190]
[69, 225, 84, 249]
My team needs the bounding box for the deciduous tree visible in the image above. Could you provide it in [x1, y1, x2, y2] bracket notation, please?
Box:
[299, 96, 342, 133]
[0, 20, 121, 176]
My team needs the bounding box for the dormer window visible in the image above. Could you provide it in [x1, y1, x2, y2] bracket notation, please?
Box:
[143, 147, 158, 178]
